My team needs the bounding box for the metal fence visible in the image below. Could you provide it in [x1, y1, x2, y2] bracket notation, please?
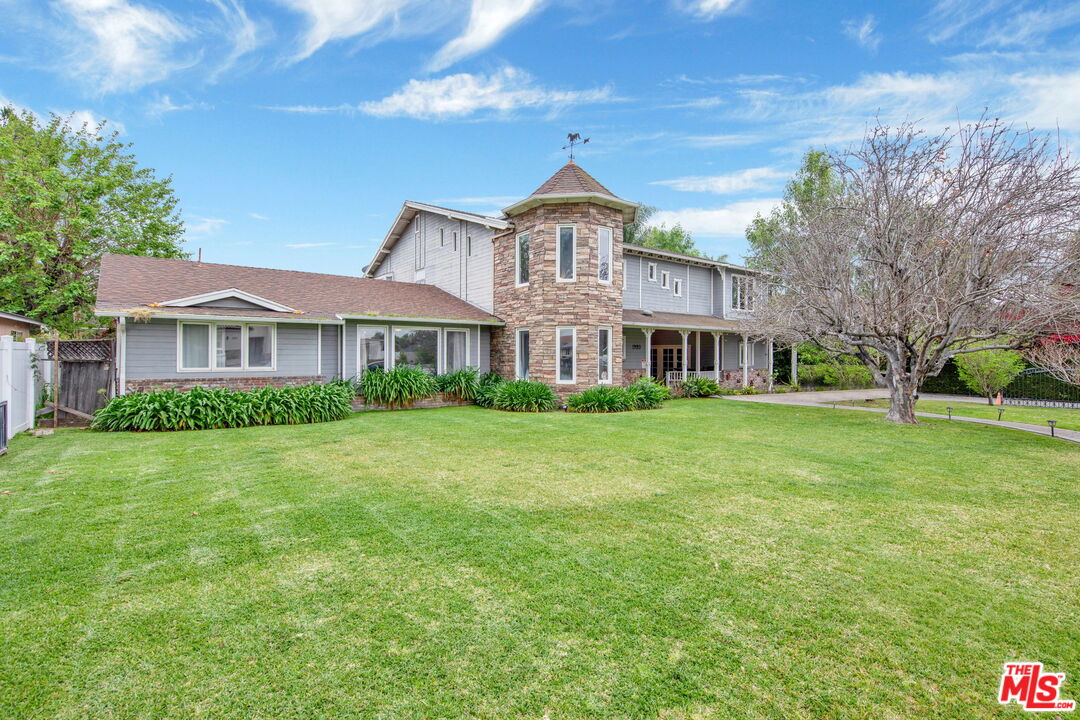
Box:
[1003, 368, 1080, 409]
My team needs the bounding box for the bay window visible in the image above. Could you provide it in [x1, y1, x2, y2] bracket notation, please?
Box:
[557, 327, 576, 383]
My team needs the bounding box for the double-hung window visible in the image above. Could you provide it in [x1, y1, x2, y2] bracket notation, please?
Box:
[516, 232, 530, 286]
[598, 327, 612, 384]
[444, 329, 468, 372]
[731, 274, 753, 311]
[178, 321, 275, 372]
[556, 327, 576, 383]
[597, 227, 612, 284]
[557, 225, 576, 281]
[516, 329, 530, 379]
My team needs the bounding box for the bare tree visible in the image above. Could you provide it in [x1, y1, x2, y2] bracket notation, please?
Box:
[1026, 333, 1080, 386]
[758, 117, 1080, 423]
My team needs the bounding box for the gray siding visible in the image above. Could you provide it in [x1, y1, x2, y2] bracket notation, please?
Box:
[320, 324, 340, 378]
[622, 253, 717, 315]
[125, 318, 326, 380]
[342, 320, 490, 378]
[376, 211, 496, 313]
[622, 327, 648, 369]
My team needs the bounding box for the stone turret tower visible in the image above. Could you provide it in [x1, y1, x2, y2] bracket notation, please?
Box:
[490, 162, 638, 395]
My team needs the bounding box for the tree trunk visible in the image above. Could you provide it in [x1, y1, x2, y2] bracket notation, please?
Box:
[884, 366, 919, 423]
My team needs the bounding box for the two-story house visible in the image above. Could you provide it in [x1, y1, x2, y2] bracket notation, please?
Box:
[95, 162, 771, 396]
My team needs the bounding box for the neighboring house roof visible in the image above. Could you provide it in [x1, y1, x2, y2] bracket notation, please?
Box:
[364, 201, 510, 278]
[502, 161, 638, 223]
[623, 309, 747, 332]
[95, 254, 503, 325]
[0, 310, 44, 327]
[623, 243, 757, 273]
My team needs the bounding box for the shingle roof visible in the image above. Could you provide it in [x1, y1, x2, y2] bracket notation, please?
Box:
[527, 161, 621, 199]
[95, 254, 502, 324]
[622, 309, 745, 331]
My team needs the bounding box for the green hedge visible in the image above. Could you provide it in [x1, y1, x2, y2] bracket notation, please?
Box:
[491, 380, 557, 412]
[92, 382, 354, 432]
[360, 366, 437, 408]
[568, 378, 672, 413]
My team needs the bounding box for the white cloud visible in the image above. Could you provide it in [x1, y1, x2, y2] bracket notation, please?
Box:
[681, 133, 765, 148]
[147, 94, 212, 118]
[652, 198, 782, 238]
[357, 67, 614, 120]
[249, 212, 269, 220]
[926, 0, 1080, 47]
[286, 241, 335, 248]
[842, 15, 881, 52]
[54, 0, 193, 93]
[652, 168, 787, 194]
[1010, 70, 1080, 131]
[680, 0, 741, 20]
[276, 0, 411, 61]
[429, 0, 544, 71]
[186, 217, 228, 236]
[207, 0, 260, 80]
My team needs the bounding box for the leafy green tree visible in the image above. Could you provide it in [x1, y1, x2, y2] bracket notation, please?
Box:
[629, 217, 727, 262]
[0, 107, 185, 333]
[622, 203, 656, 245]
[746, 150, 841, 269]
[955, 346, 1026, 404]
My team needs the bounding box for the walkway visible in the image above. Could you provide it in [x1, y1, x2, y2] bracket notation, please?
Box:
[724, 389, 1080, 444]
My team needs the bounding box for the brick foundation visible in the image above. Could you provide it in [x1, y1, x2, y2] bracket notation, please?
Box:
[491, 202, 625, 399]
[353, 393, 473, 411]
[125, 376, 323, 393]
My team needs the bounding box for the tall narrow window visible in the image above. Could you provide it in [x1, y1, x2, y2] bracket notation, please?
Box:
[445, 329, 468, 372]
[661, 270, 670, 289]
[452, 231, 459, 252]
[358, 327, 386, 374]
[180, 323, 210, 370]
[648, 262, 657, 282]
[440, 228, 445, 247]
[557, 225, 575, 281]
[215, 325, 242, 368]
[557, 327, 576, 383]
[598, 327, 612, 383]
[673, 278, 683, 297]
[516, 232, 530, 286]
[466, 235, 472, 256]
[247, 325, 273, 368]
[516, 329, 530, 380]
[414, 222, 425, 270]
[598, 227, 612, 283]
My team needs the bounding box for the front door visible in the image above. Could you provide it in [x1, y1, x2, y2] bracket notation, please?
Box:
[651, 345, 683, 381]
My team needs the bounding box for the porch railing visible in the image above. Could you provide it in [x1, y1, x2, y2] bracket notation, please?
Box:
[664, 370, 715, 386]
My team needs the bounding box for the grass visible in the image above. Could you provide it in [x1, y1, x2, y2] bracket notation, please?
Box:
[848, 397, 1080, 431]
[1, 400, 1077, 719]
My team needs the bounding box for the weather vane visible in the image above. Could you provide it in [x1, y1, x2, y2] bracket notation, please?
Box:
[562, 132, 589, 160]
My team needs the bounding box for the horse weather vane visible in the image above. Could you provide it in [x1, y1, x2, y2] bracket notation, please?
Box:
[562, 132, 589, 161]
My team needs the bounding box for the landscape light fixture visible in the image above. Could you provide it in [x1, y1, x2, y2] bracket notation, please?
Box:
[946, 407, 953, 420]
[997, 407, 1005, 421]
[1048, 419, 1057, 437]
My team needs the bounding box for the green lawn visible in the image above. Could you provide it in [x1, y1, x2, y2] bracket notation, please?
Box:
[849, 397, 1080, 432]
[1, 400, 1077, 719]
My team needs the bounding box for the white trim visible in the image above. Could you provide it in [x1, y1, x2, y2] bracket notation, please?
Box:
[515, 231, 530, 287]
[96, 310, 340, 325]
[515, 328, 530, 380]
[356, 324, 389, 375]
[556, 224, 576, 282]
[117, 318, 127, 395]
[647, 262, 657, 282]
[160, 288, 295, 313]
[597, 226, 613, 284]
[443, 327, 470, 372]
[660, 270, 670, 290]
[623, 320, 741, 331]
[176, 320, 277, 373]
[391, 325, 442, 374]
[598, 326, 613, 384]
[624, 243, 758, 273]
[556, 326, 576, 384]
[336, 313, 503, 326]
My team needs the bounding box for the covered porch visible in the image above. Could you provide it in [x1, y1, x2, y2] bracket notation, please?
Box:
[621, 310, 775, 391]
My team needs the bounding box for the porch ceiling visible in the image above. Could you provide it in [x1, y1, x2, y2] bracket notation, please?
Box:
[622, 309, 746, 332]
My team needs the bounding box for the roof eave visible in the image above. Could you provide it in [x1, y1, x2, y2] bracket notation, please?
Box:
[336, 313, 504, 326]
[94, 309, 344, 325]
[502, 193, 639, 223]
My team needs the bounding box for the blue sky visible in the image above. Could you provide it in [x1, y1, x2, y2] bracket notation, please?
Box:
[2, 0, 1078, 274]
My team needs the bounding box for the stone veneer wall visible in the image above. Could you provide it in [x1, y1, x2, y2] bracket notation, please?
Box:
[126, 376, 322, 393]
[490, 202, 624, 397]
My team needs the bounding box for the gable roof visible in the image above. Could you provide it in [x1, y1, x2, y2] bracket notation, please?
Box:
[502, 161, 638, 222]
[364, 201, 510, 277]
[95, 254, 502, 325]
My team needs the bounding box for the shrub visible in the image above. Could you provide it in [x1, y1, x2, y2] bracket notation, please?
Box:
[625, 377, 671, 410]
[680, 376, 724, 398]
[822, 362, 874, 389]
[492, 380, 557, 412]
[360, 366, 437, 409]
[434, 367, 480, 401]
[735, 385, 761, 395]
[478, 371, 503, 387]
[92, 382, 354, 432]
[567, 385, 633, 413]
[797, 363, 830, 388]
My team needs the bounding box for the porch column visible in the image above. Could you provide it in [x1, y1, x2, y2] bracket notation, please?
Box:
[643, 328, 654, 380]
[766, 336, 774, 392]
[791, 344, 798, 387]
[695, 331, 701, 373]
[711, 332, 721, 381]
[741, 333, 750, 389]
[680, 330, 690, 377]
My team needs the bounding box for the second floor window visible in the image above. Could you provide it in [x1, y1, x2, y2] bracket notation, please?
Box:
[516, 232, 530, 286]
[557, 225, 575, 281]
[661, 270, 670, 289]
[598, 227, 612, 283]
[673, 278, 683, 297]
[647, 262, 657, 282]
[731, 274, 754, 311]
[452, 231, 459, 252]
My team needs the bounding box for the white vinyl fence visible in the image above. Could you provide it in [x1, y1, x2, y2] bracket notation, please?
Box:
[0, 336, 40, 442]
